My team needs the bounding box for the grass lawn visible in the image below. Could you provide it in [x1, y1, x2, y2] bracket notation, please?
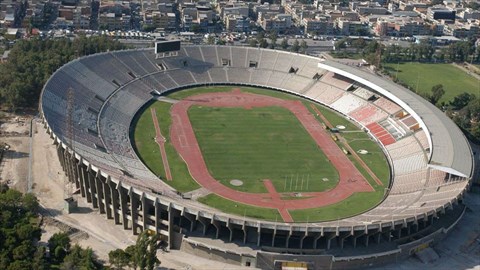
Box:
[198, 194, 281, 221]
[383, 62, 480, 103]
[167, 85, 301, 101]
[341, 132, 390, 186]
[188, 105, 339, 193]
[132, 101, 200, 193]
[289, 191, 385, 222]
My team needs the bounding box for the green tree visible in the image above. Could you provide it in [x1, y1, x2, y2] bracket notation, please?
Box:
[60, 245, 100, 270]
[48, 232, 71, 263]
[32, 247, 49, 270]
[269, 30, 278, 49]
[449, 92, 476, 110]
[291, 39, 300, 52]
[109, 249, 130, 270]
[249, 38, 258, 47]
[280, 38, 289, 50]
[259, 38, 268, 48]
[429, 84, 445, 105]
[300, 40, 308, 54]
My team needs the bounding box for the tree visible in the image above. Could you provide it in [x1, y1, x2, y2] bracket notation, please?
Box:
[190, 24, 200, 33]
[280, 38, 289, 50]
[60, 245, 100, 270]
[48, 232, 71, 263]
[118, 231, 160, 270]
[334, 38, 348, 50]
[259, 38, 268, 48]
[269, 30, 278, 49]
[291, 39, 300, 53]
[300, 40, 308, 54]
[109, 249, 130, 270]
[207, 35, 215, 45]
[249, 38, 258, 47]
[449, 92, 476, 110]
[32, 247, 48, 270]
[429, 84, 445, 105]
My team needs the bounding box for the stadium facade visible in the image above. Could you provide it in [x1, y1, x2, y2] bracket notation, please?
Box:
[40, 46, 473, 269]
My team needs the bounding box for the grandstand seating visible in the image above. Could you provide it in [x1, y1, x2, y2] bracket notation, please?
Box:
[399, 115, 418, 130]
[414, 130, 430, 151]
[366, 122, 396, 146]
[386, 135, 424, 160]
[348, 104, 388, 125]
[330, 94, 368, 115]
[353, 87, 375, 100]
[374, 97, 402, 115]
[320, 72, 353, 90]
[304, 82, 344, 105]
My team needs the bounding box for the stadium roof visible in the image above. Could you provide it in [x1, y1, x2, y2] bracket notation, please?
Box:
[319, 60, 473, 178]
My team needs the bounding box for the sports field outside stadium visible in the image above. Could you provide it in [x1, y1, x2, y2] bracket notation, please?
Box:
[132, 86, 390, 222]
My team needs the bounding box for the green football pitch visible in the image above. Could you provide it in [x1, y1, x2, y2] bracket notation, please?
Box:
[188, 105, 339, 193]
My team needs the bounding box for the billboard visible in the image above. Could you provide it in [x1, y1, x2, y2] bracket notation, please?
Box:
[155, 40, 181, 54]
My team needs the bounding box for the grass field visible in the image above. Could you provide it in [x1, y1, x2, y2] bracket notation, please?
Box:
[188, 105, 339, 193]
[289, 191, 385, 222]
[198, 194, 280, 221]
[383, 62, 480, 103]
[132, 101, 200, 193]
[133, 86, 390, 222]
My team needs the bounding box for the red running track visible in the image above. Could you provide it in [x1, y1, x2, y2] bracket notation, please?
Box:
[169, 90, 373, 222]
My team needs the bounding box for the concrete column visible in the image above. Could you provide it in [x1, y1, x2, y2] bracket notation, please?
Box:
[196, 215, 208, 236]
[300, 233, 308, 249]
[352, 232, 365, 248]
[339, 232, 351, 249]
[87, 168, 97, 207]
[325, 232, 336, 250]
[56, 144, 65, 169]
[182, 211, 195, 232]
[118, 184, 129, 230]
[242, 220, 248, 245]
[130, 188, 139, 235]
[72, 158, 80, 189]
[285, 227, 293, 248]
[227, 219, 233, 242]
[94, 172, 105, 214]
[313, 228, 324, 249]
[110, 181, 120, 224]
[211, 218, 220, 239]
[141, 193, 148, 231]
[154, 198, 160, 233]
[167, 203, 174, 249]
[78, 161, 86, 197]
[256, 225, 262, 247]
[103, 177, 113, 219]
[82, 166, 91, 203]
[271, 225, 277, 247]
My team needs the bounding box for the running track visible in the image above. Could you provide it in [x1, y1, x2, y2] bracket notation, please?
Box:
[169, 90, 373, 222]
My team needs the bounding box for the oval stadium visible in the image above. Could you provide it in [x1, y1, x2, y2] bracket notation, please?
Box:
[40, 45, 473, 269]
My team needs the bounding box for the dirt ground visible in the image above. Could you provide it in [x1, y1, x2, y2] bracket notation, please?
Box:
[0, 112, 31, 192]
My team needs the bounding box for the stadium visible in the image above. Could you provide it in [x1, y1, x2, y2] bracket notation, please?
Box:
[40, 45, 473, 269]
